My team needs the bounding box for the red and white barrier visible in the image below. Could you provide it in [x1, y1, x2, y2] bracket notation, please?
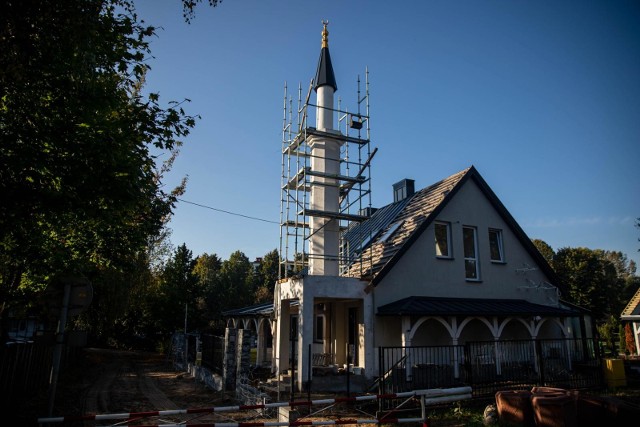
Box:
[98, 419, 425, 427]
[38, 387, 471, 425]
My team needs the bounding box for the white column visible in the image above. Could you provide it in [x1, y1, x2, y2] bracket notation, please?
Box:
[449, 317, 460, 378]
[452, 338, 460, 379]
[401, 316, 412, 381]
[256, 319, 264, 367]
[563, 318, 573, 371]
[362, 293, 375, 378]
[276, 301, 291, 377]
[298, 293, 314, 389]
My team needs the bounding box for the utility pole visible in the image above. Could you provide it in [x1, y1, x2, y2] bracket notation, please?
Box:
[184, 303, 188, 367]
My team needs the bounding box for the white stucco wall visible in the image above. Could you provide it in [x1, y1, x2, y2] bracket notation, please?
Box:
[374, 179, 558, 309]
[276, 275, 375, 384]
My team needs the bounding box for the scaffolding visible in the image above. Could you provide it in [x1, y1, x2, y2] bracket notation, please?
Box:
[279, 70, 373, 279]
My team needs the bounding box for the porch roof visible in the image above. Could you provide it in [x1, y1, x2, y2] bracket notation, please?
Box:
[377, 296, 580, 317]
[222, 302, 274, 317]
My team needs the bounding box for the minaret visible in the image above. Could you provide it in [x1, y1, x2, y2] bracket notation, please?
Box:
[308, 21, 341, 276]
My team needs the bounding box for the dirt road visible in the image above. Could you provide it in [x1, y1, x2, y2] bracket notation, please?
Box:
[32, 348, 228, 426]
[34, 349, 372, 426]
[24, 348, 491, 426]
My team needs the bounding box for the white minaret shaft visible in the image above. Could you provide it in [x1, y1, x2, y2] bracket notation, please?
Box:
[309, 22, 341, 276]
[316, 85, 334, 130]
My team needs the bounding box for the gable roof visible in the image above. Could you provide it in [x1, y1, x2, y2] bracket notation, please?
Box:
[621, 287, 640, 320]
[378, 296, 579, 317]
[344, 166, 564, 294]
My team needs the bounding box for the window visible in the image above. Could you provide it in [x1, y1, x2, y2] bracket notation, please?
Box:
[434, 222, 452, 258]
[489, 229, 504, 262]
[463, 226, 479, 280]
[315, 314, 325, 342]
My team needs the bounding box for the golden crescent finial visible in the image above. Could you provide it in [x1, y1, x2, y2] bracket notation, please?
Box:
[321, 20, 329, 48]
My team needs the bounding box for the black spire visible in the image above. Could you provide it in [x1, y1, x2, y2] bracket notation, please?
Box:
[314, 22, 337, 92]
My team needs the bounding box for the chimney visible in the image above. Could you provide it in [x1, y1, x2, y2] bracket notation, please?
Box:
[358, 207, 378, 217]
[393, 179, 415, 203]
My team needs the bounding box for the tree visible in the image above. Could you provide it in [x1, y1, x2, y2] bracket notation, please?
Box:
[531, 239, 555, 266]
[595, 250, 636, 280]
[193, 253, 222, 289]
[254, 249, 279, 303]
[181, 0, 222, 22]
[219, 251, 255, 310]
[0, 1, 195, 319]
[193, 253, 223, 330]
[149, 244, 199, 335]
[597, 315, 620, 356]
[625, 323, 637, 355]
[554, 247, 622, 323]
[595, 250, 639, 308]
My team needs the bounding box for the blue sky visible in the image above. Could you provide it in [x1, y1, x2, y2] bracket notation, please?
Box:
[134, 0, 640, 268]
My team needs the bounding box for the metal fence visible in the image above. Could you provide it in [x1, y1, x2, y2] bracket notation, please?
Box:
[0, 339, 80, 412]
[0, 341, 52, 403]
[378, 338, 603, 398]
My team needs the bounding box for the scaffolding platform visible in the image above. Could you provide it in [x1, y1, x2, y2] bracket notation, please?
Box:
[279, 71, 373, 279]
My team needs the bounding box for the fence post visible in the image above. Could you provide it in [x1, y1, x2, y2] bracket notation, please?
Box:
[307, 343, 311, 405]
[420, 394, 428, 427]
[535, 339, 544, 385]
[378, 346, 383, 414]
[464, 343, 472, 385]
[346, 343, 351, 398]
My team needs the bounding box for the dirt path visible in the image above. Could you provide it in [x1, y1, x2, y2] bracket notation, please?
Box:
[43, 349, 367, 426]
[44, 348, 227, 425]
[26, 348, 486, 427]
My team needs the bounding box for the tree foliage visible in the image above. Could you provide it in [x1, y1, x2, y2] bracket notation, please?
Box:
[193, 253, 223, 329]
[254, 249, 279, 303]
[553, 247, 635, 324]
[219, 251, 255, 310]
[181, 0, 222, 22]
[531, 239, 555, 266]
[0, 1, 195, 318]
[625, 323, 637, 355]
[150, 244, 199, 335]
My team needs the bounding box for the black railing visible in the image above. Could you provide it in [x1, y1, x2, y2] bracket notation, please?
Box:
[0, 339, 80, 412]
[379, 338, 603, 398]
